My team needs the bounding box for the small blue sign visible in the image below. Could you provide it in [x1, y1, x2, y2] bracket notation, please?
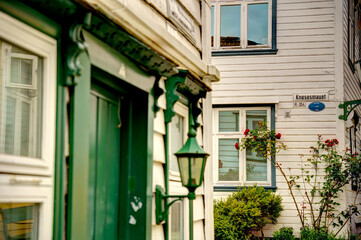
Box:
[308, 102, 325, 112]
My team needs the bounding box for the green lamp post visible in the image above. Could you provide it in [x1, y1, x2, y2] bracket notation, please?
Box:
[155, 129, 209, 240]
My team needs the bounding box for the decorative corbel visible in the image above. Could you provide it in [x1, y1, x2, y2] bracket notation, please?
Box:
[188, 90, 207, 135]
[64, 13, 92, 86]
[152, 76, 165, 116]
[164, 70, 188, 123]
[338, 100, 361, 120]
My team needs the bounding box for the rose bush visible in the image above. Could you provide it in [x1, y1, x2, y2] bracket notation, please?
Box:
[235, 123, 361, 237]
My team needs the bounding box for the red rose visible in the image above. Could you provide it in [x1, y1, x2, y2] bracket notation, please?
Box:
[325, 139, 330, 144]
[253, 136, 257, 140]
[235, 142, 240, 150]
[244, 129, 250, 136]
[333, 139, 339, 144]
[275, 133, 281, 139]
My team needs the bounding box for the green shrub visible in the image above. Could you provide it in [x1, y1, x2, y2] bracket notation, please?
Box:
[214, 186, 283, 240]
[273, 227, 295, 240]
[300, 226, 348, 240]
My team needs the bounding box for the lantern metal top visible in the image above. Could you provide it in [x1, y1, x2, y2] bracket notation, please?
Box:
[174, 136, 209, 158]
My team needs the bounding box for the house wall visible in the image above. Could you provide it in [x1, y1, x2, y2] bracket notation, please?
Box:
[342, 0, 361, 234]
[79, 1, 215, 239]
[152, 78, 209, 240]
[211, 0, 343, 236]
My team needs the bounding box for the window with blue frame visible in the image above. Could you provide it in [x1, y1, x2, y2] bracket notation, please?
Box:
[213, 107, 274, 187]
[211, 0, 277, 56]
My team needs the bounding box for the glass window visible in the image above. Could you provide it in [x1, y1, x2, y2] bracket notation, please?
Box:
[1, 41, 42, 158]
[247, 3, 268, 46]
[0, 12, 57, 240]
[170, 113, 185, 172]
[170, 200, 184, 240]
[211, 0, 274, 51]
[214, 107, 272, 185]
[220, 5, 241, 47]
[246, 110, 267, 181]
[0, 203, 39, 239]
[219, 111, 239, 132]
[218, 138, 239, 181]
[211, 6, 214, 47]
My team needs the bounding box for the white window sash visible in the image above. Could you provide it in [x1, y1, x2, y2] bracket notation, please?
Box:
[212, 0, 272, 50]
[213, 107, 272, 186]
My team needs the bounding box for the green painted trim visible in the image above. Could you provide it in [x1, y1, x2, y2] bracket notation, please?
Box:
[214, 186, 277, 192]
[85, 14, 178, 77]
[165, 70, 188, 123]
[53, 42, 66, 240]
[339, 100, 361, 120]
[0, 0, 61, 38]
[67, 51, 91, 240]
[164, 123, 170, 240]
[145, 88, 155, 240]
[155, 186, 190, 224]
[64, 13, 92, 86]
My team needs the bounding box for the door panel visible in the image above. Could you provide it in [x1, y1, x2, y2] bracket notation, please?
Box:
[89, 84, 121, 240]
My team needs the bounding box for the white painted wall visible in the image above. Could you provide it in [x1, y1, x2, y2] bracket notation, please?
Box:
[209, 0, 361, 237]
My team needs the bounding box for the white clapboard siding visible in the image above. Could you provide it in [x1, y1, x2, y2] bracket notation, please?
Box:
[194, 220, 205, 240]
[211, 0, 343, 237]
[342, 0, 361, 228]
[152, 224, 165, 240]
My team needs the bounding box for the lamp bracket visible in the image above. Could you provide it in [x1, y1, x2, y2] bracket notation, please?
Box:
[155, 185, 195, 224]
[338, 100, 361, 120]
[165, 70, 188, 123]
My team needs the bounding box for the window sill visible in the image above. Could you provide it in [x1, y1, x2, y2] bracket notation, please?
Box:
[212, 48, 278, 57]
[214, 185, 277, 192]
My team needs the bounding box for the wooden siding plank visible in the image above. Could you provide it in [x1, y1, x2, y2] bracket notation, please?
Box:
[153, 132, 165, 163]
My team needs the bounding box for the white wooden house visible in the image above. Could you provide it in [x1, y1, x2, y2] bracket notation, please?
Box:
[0, 0, 219, 240]
[211, 0, 361, 237]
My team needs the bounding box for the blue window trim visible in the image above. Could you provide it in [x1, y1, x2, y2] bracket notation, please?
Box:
[214, 185, 277, 192]
[212, 0, 277, 57]
[213, 104, 277, 190]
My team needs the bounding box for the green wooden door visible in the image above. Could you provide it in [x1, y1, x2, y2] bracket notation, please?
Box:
[88, 83, 122, 240]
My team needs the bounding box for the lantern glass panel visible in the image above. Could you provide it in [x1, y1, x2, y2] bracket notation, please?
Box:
[178, 156, 190, 186]
[191, 157, 204, 186]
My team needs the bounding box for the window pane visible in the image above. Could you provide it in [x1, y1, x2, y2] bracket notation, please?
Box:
[170, 200, 184, 240]
[248, 3, 268, 46]
[211, 6, 214, 47]
[0, 203, 39, 239]
[11, 58, 33, 85]
[246, 110, 267, 181]
[219, 139, 239, 181]
[0, 41, 42, 158]
[220, 5, 241, 47]
[219, 111, 239, 132]
[170, 113, 185, 172]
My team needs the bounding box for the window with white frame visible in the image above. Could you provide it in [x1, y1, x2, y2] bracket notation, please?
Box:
[0, 12, 57, 240]
[169, 102, 189, 240]
[348, 0, 360, 65]
[211, 0, 273, 51]
[213, 107, 272, 185]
